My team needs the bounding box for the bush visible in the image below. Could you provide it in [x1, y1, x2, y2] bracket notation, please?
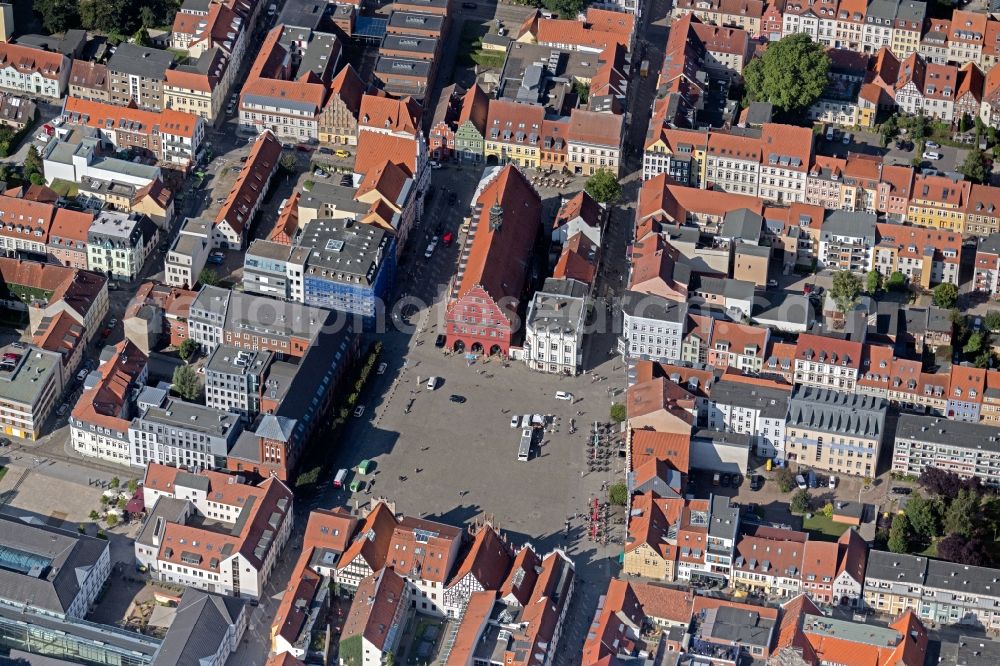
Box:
[110, 476, 120, 489]
[106, 514, 119, 527]
[89, 510, 100, 521]
[790, 489, 811, 514]
[774, 467, 796, 493]
[821, 502, 834, 518]
[295, 465, 321, 488]
[608, 482, 628, 506]
[96, 530, 107, 540]
[609, 403, 626, 423]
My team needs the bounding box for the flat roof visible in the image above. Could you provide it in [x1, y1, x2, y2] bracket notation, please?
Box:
[136, 397, 240, 438]
[374, 55, 432, 78]
[895, 413, 1000, 451]
[387, 10, 444, 33]
[380, 33, 438, 55]
[206, 345, 273, 377]
[0, 345, 60, 407]
[278, 0, 329, 30]
[802, 613, 901, 647]
[299, 218, 392, 286]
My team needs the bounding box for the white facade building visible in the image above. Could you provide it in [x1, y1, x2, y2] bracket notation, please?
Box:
[525, 279, 589, 375]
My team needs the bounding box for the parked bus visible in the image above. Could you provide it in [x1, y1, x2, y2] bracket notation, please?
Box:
[518, 428, 532, 461]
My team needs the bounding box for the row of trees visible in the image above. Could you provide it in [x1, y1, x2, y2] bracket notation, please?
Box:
[888, 467, 998, 566]
[828, 269, 909, 316]
[33, 0, 179, 38]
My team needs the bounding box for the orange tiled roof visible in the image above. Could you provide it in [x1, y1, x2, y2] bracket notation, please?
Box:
[0, 42, 66, 80]
[63, 96, 201, 139]
[358, 94, 422, 135]
[354, 132, 419, 178]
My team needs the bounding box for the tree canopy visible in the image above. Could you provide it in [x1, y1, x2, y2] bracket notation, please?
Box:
[959, 149, 990, 184]
[585, 169, 622, 204]
[866, 269, 881, 295]
[171, 365, 201, 402]
[933, 282, 959, 309]
[887, 513, 912, 553]
[830, 270, 863, 314]
[33, 0, 179, 36]
[743, 34, 830, 113]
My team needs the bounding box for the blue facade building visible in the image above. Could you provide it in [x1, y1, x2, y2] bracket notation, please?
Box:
[298, 218, 397, 320]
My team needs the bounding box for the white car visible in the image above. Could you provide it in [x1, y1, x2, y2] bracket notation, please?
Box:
[426, 376, 438, 390]
[795, 474, 808, 490]
[828, 475, 837, 489]
[353, 405, 365, 417]
[377, 362, 388, 375]
[922, 151, 941, 161]
[555, 391, 573, 401]
[424, 242, 436, 258]
[510, 415, 520, 428]
[926, 141, 941, 149]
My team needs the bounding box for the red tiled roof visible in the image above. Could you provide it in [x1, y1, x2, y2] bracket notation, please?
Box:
[447, 524, 512, 591]
[629, 429, 691, 472]
[0, 42, 67, 80]
[450, 166, 541, 317]
[215, 130, 282, 237]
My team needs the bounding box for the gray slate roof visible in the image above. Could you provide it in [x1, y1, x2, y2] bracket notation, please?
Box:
[151, 589, 245, 666]
[709, 379, 788, 418]
[786, 386, 887, 439]
[820, 210, 877, 243]
[107, 44, 174, 79]
[0, 515, 109, 616]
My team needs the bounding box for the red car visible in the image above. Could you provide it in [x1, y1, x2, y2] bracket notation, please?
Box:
[442, 231, 454, 246]
[803, 284, 813, 295]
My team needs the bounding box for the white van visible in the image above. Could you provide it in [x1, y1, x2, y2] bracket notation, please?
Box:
[555, 391, 573, 401]
[426, 376, 438, 390]
[333, 468, 348, 488]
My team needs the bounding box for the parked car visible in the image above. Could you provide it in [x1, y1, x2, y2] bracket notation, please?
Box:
[720, 473, 732, 487]
[461, 1, 477, 7]
[891, 486, 912, 495]
[555, 391, 573, 401]
[922, 151, 941, 161]
[318, 147, 333, 155]
[926, 140, 940, 149]
[795, 474, 808, 490]
[424, 242, 436, 258]
[76, 368, 89, 382]
[750, 474, 763, 491]
[314, 169, 329, 178]
[442, 231, 454, 246]
[842, 132, 852, 145]
[449, 394, 466, 403]
[426, 376, 438, 390]
[353, 405, 365, 417]
[335, 149, 351, 158]
[108, 318, 118, 328]
[377, 362, 388, 375]
[510, 416, 521, 428]
[430, 161, 443, 170]
[767, 279, 778, 288]
[828, 475, 837, 489]
[807, 470, 817, 488]
[733, 474, 744, 487]
[435, 334, 446, 348]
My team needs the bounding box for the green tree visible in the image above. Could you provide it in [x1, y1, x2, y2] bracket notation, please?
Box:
[573, 80, 589, 105]
[866, 269, 881, 295]
[743, 33, 830, 113]
[23, 145, 43, 183]
[198, 268, 219, 287]
[964, 331, 986, 356]
[985, 310, 1000, 332]
[886, 271, 907, 291]
[110, 476, 120, 489]
[279, 152, 297, 173]
[540, 0, 587, 18]
[821, 502, 834, 518]
[127, 479, 138, 493]
[609, 403, 626, 423]
[790, 489, 811, 514]
[89, 510, 100, 521]
[906, 496, 942, 539]
[33, 0, 81, 33]
[933, 282, 959, 309]
[133, 27, 151, 47]
[178, 338, 198, 361]
[106, 514, 119, 527]
[975, 350, 994, 369]
[959, 113, 972, 133]
[888, 513, 913, 553]
[959, 149, 990, 184]
[584, 169, 622, 204]
[830, 270, 863, 314]
[608, 482, 628, 506]
[774, 467, 796, 493]
[172, 364, 202, 401]
[944, 488, 981, 539]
